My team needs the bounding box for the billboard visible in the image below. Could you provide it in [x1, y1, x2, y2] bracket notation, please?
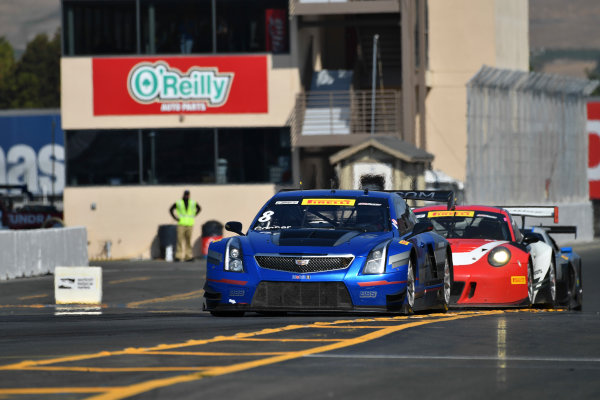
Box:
[0, 112, 64, 195]
[92, 55, 268, 116]
[588, 101, 600, 199]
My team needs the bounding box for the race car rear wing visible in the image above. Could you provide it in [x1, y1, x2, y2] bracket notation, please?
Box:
[395, 190, 455, 211]
[501, 206, 559, 228]
[539, 225, 577, 238]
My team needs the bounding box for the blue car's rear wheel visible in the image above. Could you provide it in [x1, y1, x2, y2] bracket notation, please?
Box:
[403, 259, 415, 315]
[441, 257, 451, 311]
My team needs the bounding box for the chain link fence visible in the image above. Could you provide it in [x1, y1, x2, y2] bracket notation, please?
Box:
[466, 66, 598, 241]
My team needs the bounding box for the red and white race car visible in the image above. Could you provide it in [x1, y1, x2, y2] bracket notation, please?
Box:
[413, 205, 556, 307]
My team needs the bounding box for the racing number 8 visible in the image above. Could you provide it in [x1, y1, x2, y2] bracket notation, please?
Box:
[258, 211, 274, 223]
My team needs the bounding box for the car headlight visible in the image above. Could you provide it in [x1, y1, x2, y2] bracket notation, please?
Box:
[362, 241, 390, 275]
[224, 237, 244, 272]
[488, 246, 511, 267]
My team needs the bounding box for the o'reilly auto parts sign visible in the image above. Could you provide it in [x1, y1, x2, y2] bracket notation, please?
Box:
[93, 56, 268, 115]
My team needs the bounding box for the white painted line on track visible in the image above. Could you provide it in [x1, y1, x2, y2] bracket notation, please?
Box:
[305, 354, 600, 363]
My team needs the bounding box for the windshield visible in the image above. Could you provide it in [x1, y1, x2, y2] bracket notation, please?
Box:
[414, 210, 512, 240]
[252, 196, 391, 232]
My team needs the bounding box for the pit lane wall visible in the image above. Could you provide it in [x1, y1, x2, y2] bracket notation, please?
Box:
[466, 66, 599, 242]
[0, 227, 88, 280]
[63, 184, 277, 260]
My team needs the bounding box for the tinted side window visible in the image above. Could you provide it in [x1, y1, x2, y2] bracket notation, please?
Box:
[509, 214, 523, 242]
[393, 197, 414, 234]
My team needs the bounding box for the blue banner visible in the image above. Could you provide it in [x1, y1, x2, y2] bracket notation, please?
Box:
[0, 112, 64, 195]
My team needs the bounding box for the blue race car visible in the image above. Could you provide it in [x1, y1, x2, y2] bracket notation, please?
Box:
[203, 189, 454, 316]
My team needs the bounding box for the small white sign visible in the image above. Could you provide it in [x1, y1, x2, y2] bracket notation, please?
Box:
[54, 266, 103, 305]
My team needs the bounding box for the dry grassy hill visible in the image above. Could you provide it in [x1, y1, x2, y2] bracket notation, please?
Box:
[530, 0, 600, 50]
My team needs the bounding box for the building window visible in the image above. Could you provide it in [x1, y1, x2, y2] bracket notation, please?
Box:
[141, 0, 213, 54]
[215, 0, 289, 53]
[218, 128, 291, 183]
[142, 129, 215, 184]
[63, 1, 137, 56]
[65, 128, 291, 186]
[66, 130, 140, 185]
[63, 0, 289, 56]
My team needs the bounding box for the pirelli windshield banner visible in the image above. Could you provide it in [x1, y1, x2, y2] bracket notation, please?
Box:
[92, 56, 268, 115]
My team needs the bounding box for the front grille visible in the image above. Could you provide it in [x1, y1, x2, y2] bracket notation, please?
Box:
[251, 281, 353, 309]
[254, 255, 354, 273]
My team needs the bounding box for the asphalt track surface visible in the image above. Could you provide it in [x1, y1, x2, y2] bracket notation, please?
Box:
[1, 241, 600, 399]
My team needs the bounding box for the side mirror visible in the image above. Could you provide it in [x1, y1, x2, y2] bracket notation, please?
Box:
[522, 232, 539, 244]
[411, 221, 434, 236]
[560, 247, 573, 254]
[225, 221, 245, 236]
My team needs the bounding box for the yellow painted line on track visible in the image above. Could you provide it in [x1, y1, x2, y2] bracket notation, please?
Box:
[127, 290, 204, 308]
[0, 324, 317, 370]
[0, 310, 511, 399]
[0, 304, 47, 309]
[233, 338, 343, 342]
[138, 351, 291, 356]
[309, 325, 396, 329]
[0, 387, 117, 395]
[0, 304, 108, 309]
[108, 277, 151, 285]
[18, 294, 50, 301]
[81, 311, 504, 400]
[21, 366, 212, 373]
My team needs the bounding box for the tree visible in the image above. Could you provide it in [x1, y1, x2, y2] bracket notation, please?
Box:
[0, 37, 16, 108]
[12, 29, 61, 108]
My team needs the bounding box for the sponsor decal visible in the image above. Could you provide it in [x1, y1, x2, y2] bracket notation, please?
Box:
[391, 218, 398, 229]
[229, 289, 245, 297]
[427, 211, 454, 218]
[397, 191, 436, 199]
[128, 62, 233, 106]
[561, 255, 569, 260]
[478, 213, 500, 219]
[58, 278, 75, 290]
[275, 201, 299, 205]
[301, 198, 356, 206]
[254, 225, 291, 230]
[511, 276, 526, 285]
[57, 277, 94, 290]
[427, 210, 474, 218]
[357, 202, 382, 206]
[265, 9, 288, 53]
[92, 56, 268, 115]
[589, 106, 600, 198]
[0, 114, 65, 195]
[399, 240, 410, 245]
[292, 275, 311, 280]
[359, 290, 377, 299]
[503, 207, 555, 218]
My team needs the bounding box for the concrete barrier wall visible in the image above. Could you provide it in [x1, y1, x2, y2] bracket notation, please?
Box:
[0, 227, 88, 280]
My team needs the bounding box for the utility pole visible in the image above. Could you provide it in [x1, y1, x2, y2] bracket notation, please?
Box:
[371, 34, 379, 136]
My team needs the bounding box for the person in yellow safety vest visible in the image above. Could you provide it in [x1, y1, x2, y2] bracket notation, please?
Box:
[169, 190, 201, 261]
